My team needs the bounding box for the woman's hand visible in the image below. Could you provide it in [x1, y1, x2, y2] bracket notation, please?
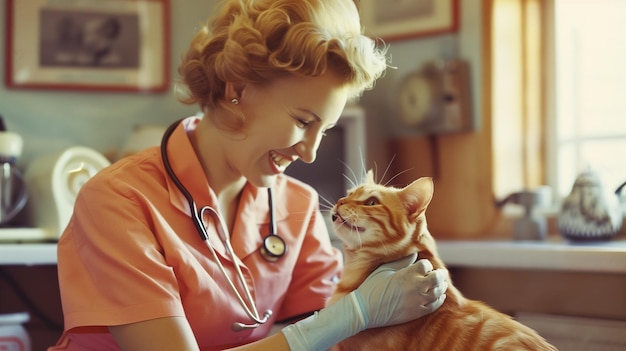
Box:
[282, 254, 448, 351]
[355, 254, 448, 328]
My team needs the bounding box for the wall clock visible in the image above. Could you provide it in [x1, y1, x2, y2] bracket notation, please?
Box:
[397, 71, 434, 126]
[396, 59, 473, 135]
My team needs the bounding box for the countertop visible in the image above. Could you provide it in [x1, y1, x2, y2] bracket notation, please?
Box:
[0, 228, 57, 265]
[437, 237, 626, 273]
[1, 228, 625, 272]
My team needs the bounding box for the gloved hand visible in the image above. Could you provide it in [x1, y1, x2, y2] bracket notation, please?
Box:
[282, 254, 448, 351]
[357, 253, 448, 328]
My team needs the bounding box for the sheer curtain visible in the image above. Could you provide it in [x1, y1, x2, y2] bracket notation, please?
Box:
[490, 0, 546, 200]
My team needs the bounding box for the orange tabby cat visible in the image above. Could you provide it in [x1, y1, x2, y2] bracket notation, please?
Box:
[327, 172, 558, 351]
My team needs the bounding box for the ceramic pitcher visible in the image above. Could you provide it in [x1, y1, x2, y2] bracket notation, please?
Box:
[558, 170, 623, 241]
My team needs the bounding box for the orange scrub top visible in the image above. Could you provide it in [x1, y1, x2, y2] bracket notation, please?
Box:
[48, 117, 343, 350]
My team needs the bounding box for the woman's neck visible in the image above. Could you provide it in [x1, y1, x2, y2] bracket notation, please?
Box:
[190, 115, 247, 233]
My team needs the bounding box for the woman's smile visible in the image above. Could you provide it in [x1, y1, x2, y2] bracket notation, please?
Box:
[269, 150, 296, 174]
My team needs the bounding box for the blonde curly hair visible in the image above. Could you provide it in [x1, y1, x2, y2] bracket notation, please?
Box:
[178, 0, 388, 131]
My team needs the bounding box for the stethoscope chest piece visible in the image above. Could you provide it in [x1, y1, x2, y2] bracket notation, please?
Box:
[260, 234, 286, 262]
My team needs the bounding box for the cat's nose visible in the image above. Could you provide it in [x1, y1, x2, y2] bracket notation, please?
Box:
[331, 213, 338, 222]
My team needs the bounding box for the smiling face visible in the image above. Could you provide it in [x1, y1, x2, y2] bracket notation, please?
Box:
[222, 71, 349, 188]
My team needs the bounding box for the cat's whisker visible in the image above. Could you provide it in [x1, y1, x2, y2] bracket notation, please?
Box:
[383, 167, 414, 187]
[359, 147, 366, 180]
[342, 173, 358, 191]
[319, 208, 333, 217]
[379, 154, 397, 184]
[319, 205, 332, 213]
[318, 193, 336, 209]
[355, 228, 363, 250]
[339, 159, 359, 190]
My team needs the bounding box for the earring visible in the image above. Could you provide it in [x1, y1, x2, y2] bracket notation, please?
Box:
[231, 98, 239, 105]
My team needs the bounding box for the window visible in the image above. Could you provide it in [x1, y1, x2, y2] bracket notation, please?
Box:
[491, 0, 626, 203]
[550, 0, 626, 197]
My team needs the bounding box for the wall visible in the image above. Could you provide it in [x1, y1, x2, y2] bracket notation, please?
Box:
[0, 0, 221, 168]
[1, 0, 494, 240]
[359, 0, 497, 239]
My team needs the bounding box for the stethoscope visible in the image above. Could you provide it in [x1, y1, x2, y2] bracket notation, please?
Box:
[160, 119, 287, 331]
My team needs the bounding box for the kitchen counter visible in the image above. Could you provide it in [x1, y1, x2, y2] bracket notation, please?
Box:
[0, 228, 57, 265]
[437, 238, 626, 274]
[1, 228, 626, 272]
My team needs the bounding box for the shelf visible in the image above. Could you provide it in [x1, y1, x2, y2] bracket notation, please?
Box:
[2, 228, 626, 272]
[437, 238, 626, 273]
[0, 228, 57, 265]
[0, 243, 57, 265]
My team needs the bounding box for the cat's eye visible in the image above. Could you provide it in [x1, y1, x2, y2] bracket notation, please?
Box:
[364, 197, 379, 206]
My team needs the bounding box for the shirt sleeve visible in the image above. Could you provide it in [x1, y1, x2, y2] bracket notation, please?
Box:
[57, 172, 185, 330]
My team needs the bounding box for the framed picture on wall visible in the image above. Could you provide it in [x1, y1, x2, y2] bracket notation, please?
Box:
[358, 0, 459, 42]
[4, 0, 170, 93]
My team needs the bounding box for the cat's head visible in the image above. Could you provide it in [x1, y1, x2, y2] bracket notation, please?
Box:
[330, 170, 434, 260]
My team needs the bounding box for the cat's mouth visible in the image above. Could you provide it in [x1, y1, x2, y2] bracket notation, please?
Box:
[331, 213, 365, 233]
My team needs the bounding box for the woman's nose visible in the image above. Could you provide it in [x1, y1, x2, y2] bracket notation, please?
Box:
[295, 134, 322, 164]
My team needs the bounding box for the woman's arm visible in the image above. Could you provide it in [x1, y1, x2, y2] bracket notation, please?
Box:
[109, 317, 289, 351]
[109, 317, 200, 351]
[110, 317, 291, 351]
[110, 256, 447, 351]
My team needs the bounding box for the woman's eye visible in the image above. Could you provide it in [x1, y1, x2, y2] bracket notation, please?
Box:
[295, 117, 313, 128]
[364, 197, 378, 206]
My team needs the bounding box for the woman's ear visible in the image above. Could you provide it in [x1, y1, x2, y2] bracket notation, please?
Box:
[225, 81, 246, 101]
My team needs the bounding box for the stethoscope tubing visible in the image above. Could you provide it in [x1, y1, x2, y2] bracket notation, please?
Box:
[160, 119, 273, 327]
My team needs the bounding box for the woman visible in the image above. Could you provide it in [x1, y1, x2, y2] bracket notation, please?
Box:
[48, 0, 448, 350]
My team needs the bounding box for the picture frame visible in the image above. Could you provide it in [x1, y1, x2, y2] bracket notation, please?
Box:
[4, 0, 170, 93]
[359, 0, 459, 42]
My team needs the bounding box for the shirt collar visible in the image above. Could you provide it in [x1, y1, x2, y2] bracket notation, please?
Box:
[162, 117, 291, 259]
[162, 117, 215, 214]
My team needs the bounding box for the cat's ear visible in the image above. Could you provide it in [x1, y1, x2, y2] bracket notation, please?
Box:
[399, 177, 434, 221]
[364, 169, 375, 184]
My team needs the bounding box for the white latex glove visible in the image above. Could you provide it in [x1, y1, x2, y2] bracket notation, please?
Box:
[358, 253, 448, 328]
[282, 253, 448, 351]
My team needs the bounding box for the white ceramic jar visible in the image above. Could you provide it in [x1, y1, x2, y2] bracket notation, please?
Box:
[558, 170, 623, 241]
